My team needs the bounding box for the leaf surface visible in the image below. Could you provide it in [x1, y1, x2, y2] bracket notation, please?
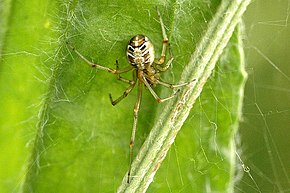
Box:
[0, 0, 250, 192]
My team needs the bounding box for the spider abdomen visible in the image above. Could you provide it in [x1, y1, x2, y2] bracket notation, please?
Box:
[126, 35, 155, 69]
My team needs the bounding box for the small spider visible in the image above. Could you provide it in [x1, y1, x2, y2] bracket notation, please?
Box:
[67, 8, 194, 183]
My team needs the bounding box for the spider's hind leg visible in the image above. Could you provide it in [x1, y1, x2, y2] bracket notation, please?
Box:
[109, 69, 137, 106]
[115, 60, 136, 85]
[156, 79, 196, 89]
[109, 83, 135, 106]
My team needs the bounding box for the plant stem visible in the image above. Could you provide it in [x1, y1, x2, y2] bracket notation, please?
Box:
[117, 0, 252, 192]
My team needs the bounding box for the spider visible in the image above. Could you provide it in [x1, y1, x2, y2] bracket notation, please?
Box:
[67, 8, 193, 183]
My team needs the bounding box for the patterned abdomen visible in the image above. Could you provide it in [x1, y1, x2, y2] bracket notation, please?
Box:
[126, 35, 155, 68]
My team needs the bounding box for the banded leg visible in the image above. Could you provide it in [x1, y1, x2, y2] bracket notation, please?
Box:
[156, 79, 196, 88]
[156, 42, 174, 71]
[127, 81, 143, 183]
[115, 60, 136, 85]
[67, 42, 133, 74]
[141, 75, 180, 103]
[156, 56, 173, 72]
[155, 7, 168, 65]
[109, 76, 137, 106]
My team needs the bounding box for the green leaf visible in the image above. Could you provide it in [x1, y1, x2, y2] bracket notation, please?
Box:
[0, 0, 58, 192]
[0, 0, 250, 192]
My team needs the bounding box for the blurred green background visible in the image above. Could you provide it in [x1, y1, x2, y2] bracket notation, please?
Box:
[238, 0, 290, 192]
[0, 0, 289, 192]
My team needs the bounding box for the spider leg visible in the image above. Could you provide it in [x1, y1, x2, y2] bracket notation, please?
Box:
[155, 7, 168, 65]
[115, 60, 136, 85]
[156, 41, 174, 71]
[155, 55, 173, 72]
[127, 81, 142, 183]
[156, 79, 196, 88]
[109, 83, 136, 106]
[141, 75, 180, 103]
[67, 42, 133, 74]
[109, 70, 137, 106]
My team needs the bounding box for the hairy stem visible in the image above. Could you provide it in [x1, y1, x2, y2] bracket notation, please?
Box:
[117, 0, 252, 192]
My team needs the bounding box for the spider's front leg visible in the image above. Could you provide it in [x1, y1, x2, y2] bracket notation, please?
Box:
[66, 42, 133, 74]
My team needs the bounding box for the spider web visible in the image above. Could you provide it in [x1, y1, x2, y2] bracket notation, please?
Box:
[235, 0, 290, 192]
[159, 0, 290, 192]
[167, 0, 290, 192]
[1, 0, 289, 192]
